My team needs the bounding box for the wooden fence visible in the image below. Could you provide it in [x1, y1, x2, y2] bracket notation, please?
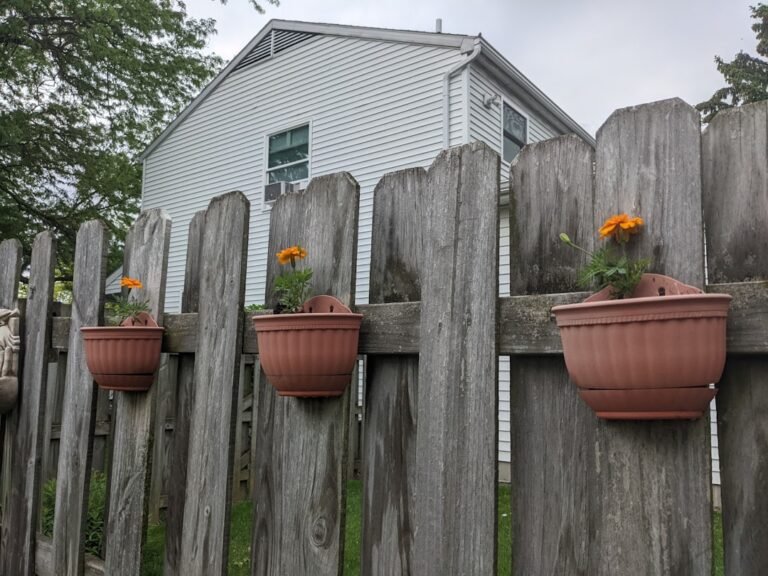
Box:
[0, 97, 766, 575]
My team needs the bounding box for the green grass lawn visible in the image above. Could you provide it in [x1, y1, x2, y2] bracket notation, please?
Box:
[42, 476, 721, 575]
[140, 482, 721, 576]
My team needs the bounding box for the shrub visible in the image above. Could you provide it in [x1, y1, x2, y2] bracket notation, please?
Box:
[41, 471, 108, 557]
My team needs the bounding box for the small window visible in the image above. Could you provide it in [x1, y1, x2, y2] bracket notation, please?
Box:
[267, 124, 309, 183]
[503, 104, 527, 162]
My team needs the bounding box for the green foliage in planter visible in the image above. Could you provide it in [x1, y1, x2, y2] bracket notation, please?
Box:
[42, 471, 107, 557]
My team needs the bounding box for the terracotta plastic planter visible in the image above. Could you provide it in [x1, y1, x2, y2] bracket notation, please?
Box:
[253, 295, 363, 397]
[81, 312, 164, 392]
[552, 274, 732, 420]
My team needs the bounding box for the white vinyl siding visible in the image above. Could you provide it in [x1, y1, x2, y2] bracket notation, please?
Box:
[468, 65, 556, 188]
[467, 65, 562, 465]
[143, 34, 467, 312]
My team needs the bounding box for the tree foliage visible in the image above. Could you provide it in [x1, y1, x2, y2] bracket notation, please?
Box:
[0, 0, 275, 279]
[698, 4, 768, 123]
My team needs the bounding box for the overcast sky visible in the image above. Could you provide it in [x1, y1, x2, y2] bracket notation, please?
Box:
[186, 0, 756, 135]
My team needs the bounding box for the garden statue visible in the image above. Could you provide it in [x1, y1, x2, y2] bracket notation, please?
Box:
[0, 308, 20, 414]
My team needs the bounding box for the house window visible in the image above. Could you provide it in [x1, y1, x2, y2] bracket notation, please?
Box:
[267, 124, 309, 183]
[503, 104, 527, 162]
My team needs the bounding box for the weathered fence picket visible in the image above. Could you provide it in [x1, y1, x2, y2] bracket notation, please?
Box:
[104, 209, 171, 575]
[510, 98, 711, 575]
[179, 192, 249, 575]
[1, 232, 56, 575]
[164, 209, 204, 576]
[251, 173, 359, 576]
[51, 221, 108, 576]
[0, 100, 767, 576]
[363, 168, 426, 575]
[508, 134, 596, 575]
[593, 99, 711, 574]
[702, 100, 768, 576]
[414, 142, 499, 576]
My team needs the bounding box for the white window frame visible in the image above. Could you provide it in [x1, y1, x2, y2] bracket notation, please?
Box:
[500, 99, 529, 164]
[262, 120, 312, 209]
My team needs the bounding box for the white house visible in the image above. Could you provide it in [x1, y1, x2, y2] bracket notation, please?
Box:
[132, 19, 597, 481]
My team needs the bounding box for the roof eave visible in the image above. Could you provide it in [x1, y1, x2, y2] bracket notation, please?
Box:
[139, 19, 279, 161]
[477, 39, 595, 146]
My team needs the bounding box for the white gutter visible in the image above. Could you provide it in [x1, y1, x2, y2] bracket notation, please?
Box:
[443, 38, 481, 149]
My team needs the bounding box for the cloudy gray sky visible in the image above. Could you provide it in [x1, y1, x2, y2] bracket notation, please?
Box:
[186, 0, 756, 134]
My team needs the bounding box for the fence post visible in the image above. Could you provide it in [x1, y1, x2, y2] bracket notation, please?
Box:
[51, 221, 108, 575]
[509, 99, 711, 575]
[702, 100, 768, 575]
[251, 173, 358, 576]
[103, 209, 171, 576]
[179, 192, 249, 575]
[413, 142, 499, 576]
[362, 167, 426, 575]
[163, 209, 205, 576]
[0, 239, 22, 557]
[1, 232, 56, 575]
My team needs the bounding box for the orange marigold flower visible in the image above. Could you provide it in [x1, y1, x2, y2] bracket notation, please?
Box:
[120, 276, 143, 289]
[276, 245, 307, 265]
[599, 214, 643, 242]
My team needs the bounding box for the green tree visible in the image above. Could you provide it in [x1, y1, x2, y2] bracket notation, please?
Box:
[698, 4, 768, 123]
[0, 0, 276, 279]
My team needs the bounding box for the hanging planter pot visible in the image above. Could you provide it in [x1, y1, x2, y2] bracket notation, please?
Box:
[253, 295, 362, 397]
[82, 312, 164, 392]
[552, 274, 732, 420]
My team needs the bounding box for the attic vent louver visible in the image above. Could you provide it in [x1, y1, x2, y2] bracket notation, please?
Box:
[234, 30, 316, 72]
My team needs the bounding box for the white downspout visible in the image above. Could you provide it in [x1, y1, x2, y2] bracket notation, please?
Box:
[443, 38, 481, 149]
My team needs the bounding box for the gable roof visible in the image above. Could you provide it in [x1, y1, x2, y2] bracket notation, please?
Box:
[140, 19, 592, 160]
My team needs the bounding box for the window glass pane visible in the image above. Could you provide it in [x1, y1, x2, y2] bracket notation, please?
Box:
[268, 143, 309, 167]
[503, 105, 527, 143]
[268, 162, 309, 183]
[503, 137, 522, 163]
[268, 125, 309, 168]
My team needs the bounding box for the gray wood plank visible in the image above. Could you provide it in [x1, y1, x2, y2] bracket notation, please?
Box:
[362, 168, 426, 576]
[36, 535, 104, 576]
[0, 239, 22, 556]
[509, 135, 596, 294]
[104, 209, 172, 576]
[148, 356, 173, 523]
[163, 210, 205, 576]
[52, 221, 108, 575]
[49, 280, 768, 357]
[703, 101, 768, 284]
[179, 192, 249, 576]
[506, 134, 598, 576]
[41, 353, 66, 488]
[595, 97, 705, 285]
[1, 232, 56, 576]
[702, 101, 768, 576]
[413, 142, 499, 576]
[592, 99, 710, 574]
[509, 98, 711, 576]
[251, 173, 358, 576]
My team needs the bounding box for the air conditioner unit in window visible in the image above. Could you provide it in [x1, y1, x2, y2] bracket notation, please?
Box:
[264, 181, 289, 204]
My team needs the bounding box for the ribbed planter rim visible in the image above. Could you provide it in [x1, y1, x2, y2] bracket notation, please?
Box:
[552, 294, 732, 326]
